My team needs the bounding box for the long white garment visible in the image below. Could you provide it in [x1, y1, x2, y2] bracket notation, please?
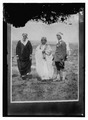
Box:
[35, 44, 54, 80]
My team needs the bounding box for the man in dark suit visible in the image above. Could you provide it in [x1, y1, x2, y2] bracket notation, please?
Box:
[16, 33, 32, 79]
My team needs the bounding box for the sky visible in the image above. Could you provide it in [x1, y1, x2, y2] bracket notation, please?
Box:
[11, 13, 79, 44]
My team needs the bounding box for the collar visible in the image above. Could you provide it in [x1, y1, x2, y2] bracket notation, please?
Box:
[39, 44, 47, 49]
[57, 39, 63, 44]
[21, 39, 28, 45]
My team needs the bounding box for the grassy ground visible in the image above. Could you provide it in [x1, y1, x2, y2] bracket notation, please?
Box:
[12, 41, 78, 101]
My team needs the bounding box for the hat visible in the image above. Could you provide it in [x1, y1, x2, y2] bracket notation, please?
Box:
[56, 32, 63, 36]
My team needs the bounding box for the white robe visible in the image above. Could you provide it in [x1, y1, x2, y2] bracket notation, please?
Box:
[35, 44, 54, 80]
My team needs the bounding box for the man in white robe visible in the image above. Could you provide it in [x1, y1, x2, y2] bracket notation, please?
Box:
[35, 37, 54, 80]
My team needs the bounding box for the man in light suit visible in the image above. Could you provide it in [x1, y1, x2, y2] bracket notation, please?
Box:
[54, 32, 67, 81]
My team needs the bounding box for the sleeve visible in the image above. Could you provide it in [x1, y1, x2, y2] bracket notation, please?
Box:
[63, 42, 68, 60]
[45, 45, 52, 56]
[62, 42, 67, 53]
[48, 45, 52, 52]
[65, 42, 68, 55]
[16, 41, 20, 56]
[28, 41, 33, 55]
[35, 45, 41, 56]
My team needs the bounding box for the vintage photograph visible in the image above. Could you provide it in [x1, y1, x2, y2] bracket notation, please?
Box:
[3, 3, 85, 116]
[10, 4, 80, 102]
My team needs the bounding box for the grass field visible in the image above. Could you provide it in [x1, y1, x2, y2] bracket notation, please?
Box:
[12, 40, 78, 101]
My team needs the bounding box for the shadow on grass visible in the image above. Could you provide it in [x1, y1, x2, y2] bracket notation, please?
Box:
[26, 74, 33, 79]
[35, 76, 42, 81]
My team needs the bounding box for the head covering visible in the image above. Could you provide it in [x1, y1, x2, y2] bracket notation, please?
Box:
[41, 37, 47, 42]
[56, 32, 63, 41]
[56, 32, 63, 36]
[22, 33, 28, 38]
[21, 33, 28, 45]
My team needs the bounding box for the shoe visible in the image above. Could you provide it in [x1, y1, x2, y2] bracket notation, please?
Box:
[26, 72, 30, 75]
[21, 75, 25, 77]
[53, 73, 60, 81]
[21, 75, 26, 80]
[62, 71, 66, 80]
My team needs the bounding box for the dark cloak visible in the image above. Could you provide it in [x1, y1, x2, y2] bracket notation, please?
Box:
[16, 40, 32, 76]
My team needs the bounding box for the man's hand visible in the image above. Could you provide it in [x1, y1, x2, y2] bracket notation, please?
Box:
[30, 54, 32, 60]
[65, 54, 68, 61]
[42, 50, 45, 54]
[16, 55, 19, 60]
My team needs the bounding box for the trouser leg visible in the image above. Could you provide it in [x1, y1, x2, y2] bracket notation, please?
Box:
[56, 70, 60, 80]
[60, 69, 66, 80]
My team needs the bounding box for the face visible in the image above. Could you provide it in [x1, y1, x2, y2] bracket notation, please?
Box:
[57, 35, 61, 41]
[23, 35, 27, 42]
[41, 39, 47, 45]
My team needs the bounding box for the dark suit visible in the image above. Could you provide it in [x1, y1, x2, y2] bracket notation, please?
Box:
[16, 40, 32, 76]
